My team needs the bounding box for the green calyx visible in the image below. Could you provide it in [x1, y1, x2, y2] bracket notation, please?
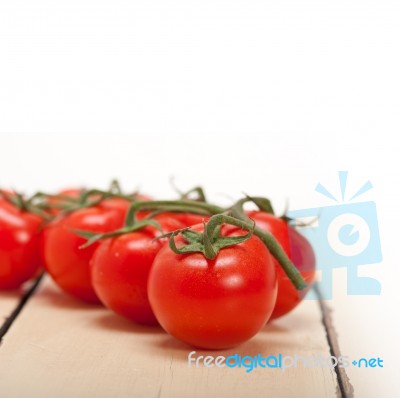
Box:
[161, 214, 255, 259]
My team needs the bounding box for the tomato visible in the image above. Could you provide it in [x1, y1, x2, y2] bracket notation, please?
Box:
[247, 211, 315, 320]
[90, 215, 185, 325]
[148, 224, 277, 349]
[0, 198, 43, 289]
[42, 198, 130, 303]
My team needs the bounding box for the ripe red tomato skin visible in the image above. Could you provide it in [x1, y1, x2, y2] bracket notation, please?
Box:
[0, 200, 43, 289]
[42, 200, 130, 304]
[148, 224, 277, 349]
[246, 211, 316, 320]
[90, 216, 184, 325]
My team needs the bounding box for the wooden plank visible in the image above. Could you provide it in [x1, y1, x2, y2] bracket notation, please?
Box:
[0, 276, 43, 340]
[323, 268, 398, 398]
[0, 277, 338, 398]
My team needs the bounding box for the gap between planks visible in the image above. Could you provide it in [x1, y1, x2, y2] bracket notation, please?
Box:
[315, 285, 354, 398]
[0, 273, 44, 343]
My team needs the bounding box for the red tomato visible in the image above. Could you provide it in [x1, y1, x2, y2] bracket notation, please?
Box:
[90, 215, 185, 325]
[42, 199, 130, 303]
[0, 199, 43, 289]
[247, 211, 315, 320]
[148, 224, 277, 349]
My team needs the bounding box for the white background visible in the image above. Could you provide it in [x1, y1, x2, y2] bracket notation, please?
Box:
[1, 1, 400, 397]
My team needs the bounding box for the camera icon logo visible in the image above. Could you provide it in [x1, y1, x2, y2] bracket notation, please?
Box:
[287, 171, 382, 299]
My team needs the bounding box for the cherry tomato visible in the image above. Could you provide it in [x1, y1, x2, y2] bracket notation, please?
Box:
[247, 211, 315, 320]
[0, 198, 43, 289]
[148, 224, 277, 349]
[42, 198, 130, 303]
[90, 215, 185, 325]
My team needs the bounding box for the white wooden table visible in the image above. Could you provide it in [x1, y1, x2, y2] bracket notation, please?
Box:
[0, 275, 353, 398]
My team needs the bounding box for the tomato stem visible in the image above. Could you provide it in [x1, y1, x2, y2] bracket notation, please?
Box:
[230, 200, 307, 290]
[169, 179, 208, 202]
[124, 200, 224, 227]
[234, 195, 275, 215]
[73, 218, 164, 249]
[0, 190, 52, 220]
[126, 197, 307, 291]
[163, 216, 254, 259]
[180, 186, 208, 202]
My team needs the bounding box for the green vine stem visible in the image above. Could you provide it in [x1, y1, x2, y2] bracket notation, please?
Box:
[124, 200, 225, 227]
[123, 198, 306, 290]
[0, 190, 52, 220]
[233, 195, 275, 215]
[74, 218, 164, 249]
[71, 193, 307, 291]
[29, 180, 136, 214]
[230, 198, 306, 290]
[73, 199, 222, 249]
[169, 178, 208, 202]
[180, 186, 208, 202]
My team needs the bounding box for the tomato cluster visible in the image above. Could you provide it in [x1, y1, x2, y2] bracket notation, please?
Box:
[0, 185, 315, 349]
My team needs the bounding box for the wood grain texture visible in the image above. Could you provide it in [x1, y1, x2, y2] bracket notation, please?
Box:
[0, 277, 339, 398]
